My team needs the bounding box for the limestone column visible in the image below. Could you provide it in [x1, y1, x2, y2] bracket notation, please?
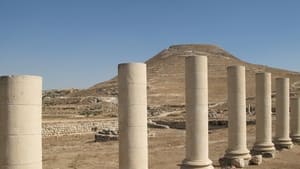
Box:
[274, 78, 293, 149]
[252, 72, 275, 157]
[181, 56, 213, 169]
[118, 63, 148, 169]
[224, 66, 251, 162]
[290, 97, 300, 143]
[0, 75, 42, 169]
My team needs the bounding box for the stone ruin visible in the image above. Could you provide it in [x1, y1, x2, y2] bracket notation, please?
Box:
[94, 120, 167, 142]
[0, 55, 300, 169]
[116, 56, 300, 169]
[95, 128, 119, 142]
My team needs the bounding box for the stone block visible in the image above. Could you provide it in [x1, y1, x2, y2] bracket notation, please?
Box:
[231, 158, 245, 168]
[250, 155, 262, 165]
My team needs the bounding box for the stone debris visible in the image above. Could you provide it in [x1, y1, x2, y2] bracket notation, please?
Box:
[95, 128, 118, 142]
[231, 158, 245, 168]
[147, 105, 184, 117]
[94, 127, 156, 142]
[250, 155, 262, 165]
[219, 157, 243, 169]
[148, 120, 170, 129]
[208, 111, 218, 118]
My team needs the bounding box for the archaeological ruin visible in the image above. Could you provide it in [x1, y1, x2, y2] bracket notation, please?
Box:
[0, 75, 42, 169]
[180, 56, 213, 169]
[222, 66, 251, 167]
[118, 63, 148, 169]
[274, 78, 293, 149]
[1, 55, 300, 169]
[291, 97, 300, 143]
[252, 72, 276, 157]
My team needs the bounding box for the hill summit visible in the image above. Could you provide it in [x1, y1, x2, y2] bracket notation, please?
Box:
[72, 44, 300, 106]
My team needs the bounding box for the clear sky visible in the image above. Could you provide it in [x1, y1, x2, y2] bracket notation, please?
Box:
[1, 0, 300, 89]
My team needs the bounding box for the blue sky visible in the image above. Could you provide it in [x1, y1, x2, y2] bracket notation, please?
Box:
[1, 1, 300, 89]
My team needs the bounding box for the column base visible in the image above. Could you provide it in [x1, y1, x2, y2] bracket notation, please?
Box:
[291, 135, 300, 144]
[274, 138, 293, 150]
[224, 149, 251, 160]
[219, 157, 250, 168]
[221, 150, 251, 168]
[252, 143, 276, 158]
[180, 159, 214, 169]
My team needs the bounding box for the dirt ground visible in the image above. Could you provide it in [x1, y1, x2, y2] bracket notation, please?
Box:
[43, 125, 300, 169]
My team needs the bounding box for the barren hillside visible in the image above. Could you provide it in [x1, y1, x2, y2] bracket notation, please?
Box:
[71, 44, 300, 106]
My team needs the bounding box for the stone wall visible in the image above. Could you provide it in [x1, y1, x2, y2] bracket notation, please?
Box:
[152, 119, 255, 130]
[42, 119, 118, 137]
[42, 118, 256, 137]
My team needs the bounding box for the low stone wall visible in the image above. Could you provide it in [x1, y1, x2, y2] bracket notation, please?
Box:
[153, 119, 186, 129]
[152, 119, 256, 130]
[42, 118, 255, 137]
[42, 119, 118, 137]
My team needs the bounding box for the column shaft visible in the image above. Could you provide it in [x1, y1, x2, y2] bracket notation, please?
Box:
[181, 56, 213, 169]
[291, 97, 300, 143]
[252, 72, 275, 156]
[224, 66, 250, 160]
[0, 75, 42, 169]
[118, 63, 148, 169]
[274, 78, 293, 149]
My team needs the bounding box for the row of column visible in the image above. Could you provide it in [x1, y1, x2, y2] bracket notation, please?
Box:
[0, 55, 299, 169]
[117, 55, 300, 169]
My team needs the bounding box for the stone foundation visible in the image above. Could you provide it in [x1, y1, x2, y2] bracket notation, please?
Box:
[42, 119, 117, 137]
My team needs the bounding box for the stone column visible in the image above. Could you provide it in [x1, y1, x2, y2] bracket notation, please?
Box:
[252, 72, 275, 157]
[0, 75, 42, 169]
[223, 66, 251, 166]
[274, 78, 293, 149]
[290, 97, 300, 143]
[181, 56, 213, 169]
[118, 63, 148, 169]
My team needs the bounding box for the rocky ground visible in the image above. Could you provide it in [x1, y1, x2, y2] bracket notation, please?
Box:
[43, 124, 300, 169]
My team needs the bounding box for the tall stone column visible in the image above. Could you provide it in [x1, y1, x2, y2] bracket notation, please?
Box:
[223, 66, 251, 166]
[252, 72, 275, 157]
[0, 75, 42, 169]
[118, 63, 148, 169]
[290, 97, 300, 143]
[181, 56, 213, 169]
[274, 78, 293, 149]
